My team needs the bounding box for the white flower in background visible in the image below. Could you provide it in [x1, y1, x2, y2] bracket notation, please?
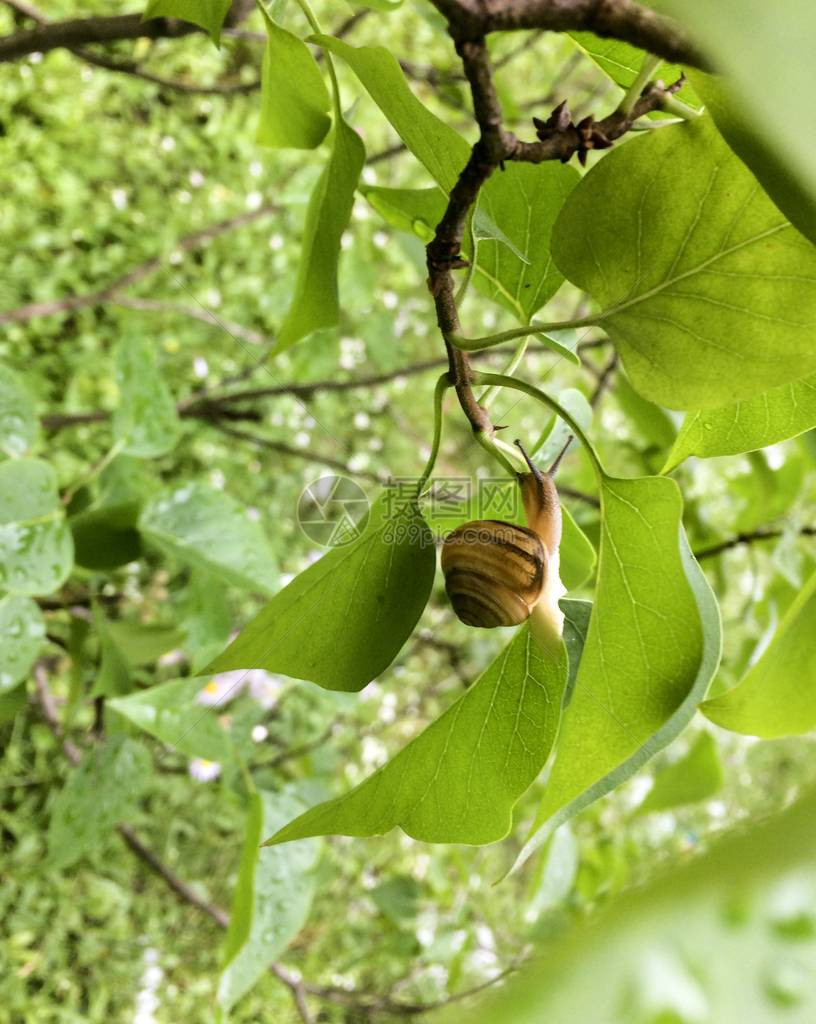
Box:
[160, 135, 176, 152]
[196, 672, 247, 707]
[251, 724, 269, 743]
[111, 188, 128, 210]
[133, 948, 163, 1024]
[246, 670, 282, 709]
[189, 169, 204, 187]
[188, 758, 221, 783]
[246, 190, 263, 210]
[193, 356, 208, 379]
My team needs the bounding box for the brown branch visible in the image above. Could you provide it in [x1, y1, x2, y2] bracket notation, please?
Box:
[0, 12, 199, 62]
[431, 0, 708, 69]
[589, 353, 618, 408]
[41, 347, 567, 433]
[425, 26, 685, 445]
[694, 526, 816, 561]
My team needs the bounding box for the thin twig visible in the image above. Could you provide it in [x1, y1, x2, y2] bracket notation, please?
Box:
[694, 526, 816, 561]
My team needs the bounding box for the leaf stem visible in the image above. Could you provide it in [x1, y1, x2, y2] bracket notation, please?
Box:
[449, 316, 596, 352]
[478, 336, 529, 408]
[475, 430, 522, 478]
[661, 93, 703, 120]
[618, 54, 662, 117]
[416, 374, 452, 496]
[290, 0, 342, 118]
[472, 372, 604, 476]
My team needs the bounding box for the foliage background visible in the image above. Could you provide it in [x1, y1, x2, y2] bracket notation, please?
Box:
[2, 1, 816, 1021]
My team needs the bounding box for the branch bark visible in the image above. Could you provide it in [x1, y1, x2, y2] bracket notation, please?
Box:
[430, 0, 708, 68]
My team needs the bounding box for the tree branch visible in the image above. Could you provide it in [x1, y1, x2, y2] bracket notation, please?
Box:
[431, 0, 708, 69]
[0, 12, 198, 62]
[694, 526, 816, 561]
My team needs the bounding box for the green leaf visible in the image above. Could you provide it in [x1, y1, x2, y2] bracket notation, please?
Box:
[140, 482, 278, 595]
[69, 455, 151, 570]
[371, 875, 421, 924]
[361, 185, 446, 243]
[615, 372, 676, 453]
[142, 0, 231, 44]
[256, 10, 330, 150]
[91, 606, 131, 699]
[635, 731, 723, 815]
[462, 790, 816, 1024]
[106, 620, 184, 667]
[474, 162, 579, 320]
[552, 118, 816, 410]
[266, 626, 568, 846]
[70, 501, 142, 571]
[702, 568, 816, 737]
[109, 675, 259, 762]
[515, 474, 722, 870]
[0, 364, 38, 457]
[560, 508, 596, 593]
[207, 496, 435, 692]
[0, 593, 45, 691]
[568, 31, 700, 107]
[275, 117, 364, 351]
[314, 36, 469, 192]
[0, 683, 26, 725]
[112, 336, 180, 458]
[660, 0, 816, 245]
[218, 789, 319, 1013]
[179, 570, 232, 672]
[47, 737, 152, 870]
[664, 372, 816, 471]
[0, 458, 73, 596]
[561, 597, 592, 707]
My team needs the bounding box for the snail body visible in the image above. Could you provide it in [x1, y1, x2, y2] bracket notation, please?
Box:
[441, 452, 566, 643]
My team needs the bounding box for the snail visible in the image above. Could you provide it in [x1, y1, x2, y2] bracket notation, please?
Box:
[441, 440, 567, 645]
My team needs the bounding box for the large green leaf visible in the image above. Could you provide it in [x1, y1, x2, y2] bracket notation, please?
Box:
[0, 593, 45, 691]
[0, 364, 38, 457]
[702, 568, 816, 738]
[516, 474, 721, 870]
[142, 0, 231, 44]
[218, 789, 319, 1013]
[47, 738, 152, 870]
[552, 118, 816, 410]
[140, 482, 278, 595]
[634, 730, 722, 816]
[474, 162, 579, 320]
[457, 790, 816, 1024]
[275, 117, 364, 351]
[256, 10, 330, 150]
[660, 0, 816, 246]
[208, 497, 435, 692]
[0, 458, 73, 596]
[266, 625, 568, 846]
[316, 36, 469, 192]
[664, 373, 816, 471]
[109, 675, 261, 762]
[112, 336, 180, 458]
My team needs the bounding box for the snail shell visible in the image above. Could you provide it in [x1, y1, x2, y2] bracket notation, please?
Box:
[441, 519, 547, 628]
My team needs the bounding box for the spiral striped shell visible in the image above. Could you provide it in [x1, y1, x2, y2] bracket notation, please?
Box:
[440, 520, 547, 628]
